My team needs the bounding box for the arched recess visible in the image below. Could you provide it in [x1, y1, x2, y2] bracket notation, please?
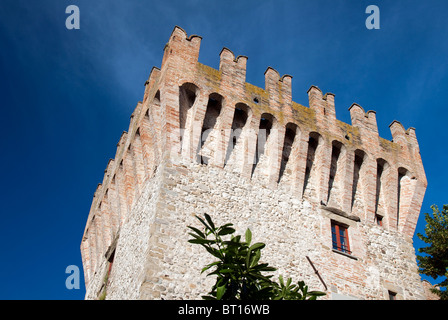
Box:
[179, 82, 199, 153]
[302, 132, 323, 198]
[351, 149, 367, 216]
[375, 158, 390, 225]
[327, 140, 346, 208]
[251, 113, 276, 177]
[278, 122, 299, 183]
[152, 90, 161, 107]
[224, 103, 251, 166]
[140, 90, 161, 169]
[197, 93, 224, 164]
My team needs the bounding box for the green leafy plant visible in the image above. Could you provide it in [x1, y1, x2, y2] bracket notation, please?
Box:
[188, 213, 326, 300]
[417, 204, 448, 300]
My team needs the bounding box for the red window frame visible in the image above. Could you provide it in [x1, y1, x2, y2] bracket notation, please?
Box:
[331, 222, 351, 255]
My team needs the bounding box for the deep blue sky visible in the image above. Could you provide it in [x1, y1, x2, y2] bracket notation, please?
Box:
[0, 0, 447, 299]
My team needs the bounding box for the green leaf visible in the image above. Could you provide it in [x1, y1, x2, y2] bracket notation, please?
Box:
[188, 239, 214, 245]
[223, 240, 241, 247]
[253, 264, 276, 272]
[188, 232, 201, 240]
[216, 285, 226, 300]
[249, 242, 265, 252]
[245, 228, 252, 245]
[196, 215, 212, 232]
[218, 227, 236, 236]
[188, 232, 211, 242]
[201, 261, 220, 273]
[250, 249, 261, 268]
[279, 275, 284, 286]
[231, 235, 241, 243]
[245, 251, 251, 269]
[205, 246, 223, 259]
[188, 226, 205, 238]
[309, 291, 327, 297]
[219, 269, 233, 273]
[249, 242, 266, 251]
[204, 213, 216, 231]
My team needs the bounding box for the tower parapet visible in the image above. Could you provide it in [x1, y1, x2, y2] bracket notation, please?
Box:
[81, 26, 428, 300]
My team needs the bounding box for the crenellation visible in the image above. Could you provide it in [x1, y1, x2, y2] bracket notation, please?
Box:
[389, 120, 408, 146]
[144, 67, 161, 103]
[263, 68, 293, 120]
[279, 74, 293, 106]
[323, 92, 336, 121]
[264, 67, 279, 105]
[219, 48, 247, 89]
[81, 27, 431, 300]
[161, 26, 202, 71]
[307, 85, 325, 115]
[365, 110, 378, 134]
[406, 127, 418, 143]
[348, 103, 366, 129]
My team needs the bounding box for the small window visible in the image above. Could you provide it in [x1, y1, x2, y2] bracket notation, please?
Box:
[331, 221, 351, 255]
[388, 290, 397, 300]
[375, 214, 383, 226]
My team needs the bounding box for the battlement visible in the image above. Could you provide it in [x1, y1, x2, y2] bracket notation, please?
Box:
[81, 27, 427, 297]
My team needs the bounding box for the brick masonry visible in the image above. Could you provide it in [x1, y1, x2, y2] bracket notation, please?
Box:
[81, 26, 431, 300]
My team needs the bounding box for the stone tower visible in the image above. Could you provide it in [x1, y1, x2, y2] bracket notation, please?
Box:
[81, 26, 429, 300]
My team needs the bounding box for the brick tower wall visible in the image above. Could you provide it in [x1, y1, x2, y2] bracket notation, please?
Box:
[81, 26, 428, 300]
